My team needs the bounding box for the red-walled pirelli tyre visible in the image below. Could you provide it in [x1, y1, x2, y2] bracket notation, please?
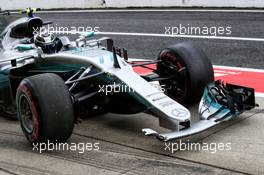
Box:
[16, 73, 74, 144]
[157, 42, 214, 105]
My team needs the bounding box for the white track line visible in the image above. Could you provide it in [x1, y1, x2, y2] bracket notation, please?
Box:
[256, 93, 264, 98]
[128, 58, 264, 72]
[34, 9, 264, 13]
[95, 32, 264, 42]
[214, 65, 264, 73]
[52, 28, 263, 42]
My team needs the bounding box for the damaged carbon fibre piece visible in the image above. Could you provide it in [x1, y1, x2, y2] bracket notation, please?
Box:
[143, 80, 257, 141]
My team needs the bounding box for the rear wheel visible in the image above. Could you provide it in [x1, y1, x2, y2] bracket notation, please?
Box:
[16, 73, 74, 144]
[157, 42, 214, 105]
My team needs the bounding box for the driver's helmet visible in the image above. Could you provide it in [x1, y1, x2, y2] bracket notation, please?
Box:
[34, 32, 58, 54]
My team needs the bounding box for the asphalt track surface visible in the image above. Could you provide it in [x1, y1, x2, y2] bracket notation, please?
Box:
[1, 10, 264, 175]
[35, 11, 264, 69]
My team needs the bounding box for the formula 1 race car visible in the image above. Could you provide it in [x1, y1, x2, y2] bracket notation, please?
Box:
[0, 8, 257, 144]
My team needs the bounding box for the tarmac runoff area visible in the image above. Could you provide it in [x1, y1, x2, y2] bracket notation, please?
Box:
[0, 97, 263, 175]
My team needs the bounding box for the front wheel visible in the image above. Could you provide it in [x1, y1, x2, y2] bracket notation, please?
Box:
[157, 42, 214, 105]
[16, 73, 74, 144]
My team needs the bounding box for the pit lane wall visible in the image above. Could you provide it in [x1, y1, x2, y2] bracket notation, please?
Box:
[0, 0, 105, 10]
[1, 0, 264, 10]
[105, 0, 264, 8]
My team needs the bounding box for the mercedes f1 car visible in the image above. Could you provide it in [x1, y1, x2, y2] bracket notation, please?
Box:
[0, 8, 257, 144]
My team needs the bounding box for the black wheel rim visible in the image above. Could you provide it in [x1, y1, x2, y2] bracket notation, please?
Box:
[158, 51, 189, 102]
[161, 63, 187, 102]
[19, 94, 35, 133]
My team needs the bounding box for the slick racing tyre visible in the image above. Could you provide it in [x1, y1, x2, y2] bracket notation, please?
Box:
[16, 73, 74, 144]
[157, 42, 214, 105]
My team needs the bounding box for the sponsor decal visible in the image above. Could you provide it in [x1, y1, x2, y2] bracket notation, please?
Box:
[171, 108, 188, 118]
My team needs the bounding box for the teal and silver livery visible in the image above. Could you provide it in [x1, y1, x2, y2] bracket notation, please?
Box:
[0, 8, 257, 144]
